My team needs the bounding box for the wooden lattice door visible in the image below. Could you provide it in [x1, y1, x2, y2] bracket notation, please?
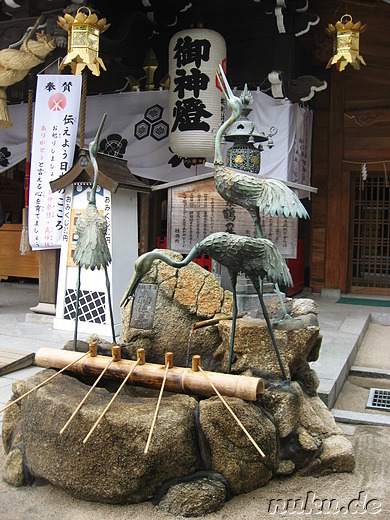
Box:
[349, 172, 390, 294]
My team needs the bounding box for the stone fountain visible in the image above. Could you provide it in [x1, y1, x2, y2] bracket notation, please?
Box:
[1, 253, 355, 517]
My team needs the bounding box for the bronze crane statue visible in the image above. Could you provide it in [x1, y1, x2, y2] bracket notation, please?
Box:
[72, 113, 116, 350]
[214, 65, 309, 319]
[121, 232, 291, 379]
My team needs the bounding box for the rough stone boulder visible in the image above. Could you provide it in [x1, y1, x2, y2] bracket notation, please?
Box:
[198, 397, 277, 495]
[2, 371, 200, 503]
[154, 471, 229, 517]
[119, 250, 233, 368]
[214, 297, 322, 378]
[259, 381, 355, 477]
[2, 366, 355, 514]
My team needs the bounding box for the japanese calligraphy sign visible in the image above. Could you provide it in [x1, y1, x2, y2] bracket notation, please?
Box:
[167, 177, 298, 258]
[28, 74, 82, 249]
[291, 105, 313, 199]
[168, 28, 226, 159]
[130, 283, 158, 330]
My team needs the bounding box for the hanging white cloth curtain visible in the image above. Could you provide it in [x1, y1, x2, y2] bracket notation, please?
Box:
[0, 88, 312, 189]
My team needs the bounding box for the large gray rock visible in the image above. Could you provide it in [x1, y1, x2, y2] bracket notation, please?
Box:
[198, 397, 276, 495]
[119, 251, 233, 368]
[211, 297, 321, 378]
[155, 472, 229, 517]
[3, 447, 25, 487]
[6, 370, 200, 504]
[259, 381, 300, 438]
[1, 274, 356, 515]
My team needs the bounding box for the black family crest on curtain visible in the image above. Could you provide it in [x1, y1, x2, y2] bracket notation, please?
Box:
[99, 134, 128, 158]
[134, 104, 169, 142]
[0, 146, 11, 167]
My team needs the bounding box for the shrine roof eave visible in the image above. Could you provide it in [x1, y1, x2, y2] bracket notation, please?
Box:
[50, 150, 151, 194]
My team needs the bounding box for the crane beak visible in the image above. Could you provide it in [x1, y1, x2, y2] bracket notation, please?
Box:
[216, 64, 234, 102]
[120, 272, 143, 307]
[89, 113, 107, 157]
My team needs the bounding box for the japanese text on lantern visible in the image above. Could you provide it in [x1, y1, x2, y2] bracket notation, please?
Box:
[171, 36, 212, 133]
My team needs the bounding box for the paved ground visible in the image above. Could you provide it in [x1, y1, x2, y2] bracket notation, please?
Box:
[0, 280, 390, 518]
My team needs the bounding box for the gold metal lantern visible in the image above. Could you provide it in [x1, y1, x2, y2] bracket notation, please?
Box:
[57, 7, 110, 76]
[326, 14, 367, 72]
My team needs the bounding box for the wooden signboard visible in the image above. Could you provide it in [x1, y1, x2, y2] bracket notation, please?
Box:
[167, 177, 298, 258]
[0, 224, 39, 280]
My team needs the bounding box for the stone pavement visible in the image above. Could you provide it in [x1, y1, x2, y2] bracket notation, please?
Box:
[1, 280, 390, 431]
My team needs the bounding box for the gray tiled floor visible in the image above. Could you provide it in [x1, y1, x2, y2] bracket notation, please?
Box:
[1, 280, 390, 430]
[0, 281, 99, 427]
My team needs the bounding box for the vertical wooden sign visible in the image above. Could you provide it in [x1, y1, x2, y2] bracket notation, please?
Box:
[167, 177, 298, 258]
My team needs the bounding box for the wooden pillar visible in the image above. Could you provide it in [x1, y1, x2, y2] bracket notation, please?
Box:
[30, 249, 59, 315]
[138, 192, 151, 255]
[325, 69, 345, 290]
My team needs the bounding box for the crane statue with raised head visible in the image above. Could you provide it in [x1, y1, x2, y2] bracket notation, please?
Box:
[121, 231, 291, 379]
[214, 64, 309, 319]
[72, 113, 116, 349]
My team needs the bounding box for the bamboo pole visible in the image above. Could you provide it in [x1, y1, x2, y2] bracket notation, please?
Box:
[59, 358, 113, 435]
[198, 364, 266, 459]
[34, 348, 263, 401]
[144, 352, 172, 455]
[192, 313, 245, 331]
[82, 349, 145, 444]
[0, 352, 89, 414]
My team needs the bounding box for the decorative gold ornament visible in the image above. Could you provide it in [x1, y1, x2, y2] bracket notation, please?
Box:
[326, 14, 367, 72]
[57, 7, 110, 76]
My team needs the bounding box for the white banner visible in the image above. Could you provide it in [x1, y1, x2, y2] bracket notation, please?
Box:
[28, 74, 82, 250]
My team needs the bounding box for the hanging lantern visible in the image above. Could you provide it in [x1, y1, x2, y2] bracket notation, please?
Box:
[57, 7, 110, 76]
[326, 14, 367, 72]
[168, 26, 226, 159]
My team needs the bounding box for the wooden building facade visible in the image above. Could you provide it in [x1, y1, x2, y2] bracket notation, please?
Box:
[0, 0, 389, 298]
[307, 1, 390, 295]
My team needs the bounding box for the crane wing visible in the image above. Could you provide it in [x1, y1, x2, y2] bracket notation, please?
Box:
[260, 238, 293, 287]
[240, 236, 293, 287]
[73, 206, 112, 270]
[256, 179, 309, 219]
[217, 167, 309, 219]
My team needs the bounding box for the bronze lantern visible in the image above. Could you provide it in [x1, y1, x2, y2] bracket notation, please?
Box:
[326, 14, 367, 72]
[58, 7, 110, 76]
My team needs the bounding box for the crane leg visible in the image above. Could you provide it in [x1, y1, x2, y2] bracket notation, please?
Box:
[256, 281, 288, 381]
[227, 273, 238, 374]
[275, 282, 290, 317]
[104, 265, 116, 344]
[73, 264, 81, 351]
[255, 219, 294, 322]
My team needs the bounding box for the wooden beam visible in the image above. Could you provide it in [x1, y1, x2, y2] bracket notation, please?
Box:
[339, 170, 350, 293]
[325, 68, 344, 289]
[138, 190, 151, 255]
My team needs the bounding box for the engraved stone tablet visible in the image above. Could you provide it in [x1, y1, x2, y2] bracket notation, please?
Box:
[129, 283, 158, 330]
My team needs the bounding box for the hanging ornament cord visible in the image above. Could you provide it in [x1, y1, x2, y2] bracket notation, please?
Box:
[79, 69, 88, 150]
[343, 160, 390, 189]
[383, 162, 389, 187]
[19, 85, 34, 255]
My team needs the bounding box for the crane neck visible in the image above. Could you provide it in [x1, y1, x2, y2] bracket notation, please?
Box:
[214, 109, 238, 165]
[148, 245, 200, 268]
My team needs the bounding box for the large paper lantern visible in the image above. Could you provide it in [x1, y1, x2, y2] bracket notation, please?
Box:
[168, 27, 226, 159]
